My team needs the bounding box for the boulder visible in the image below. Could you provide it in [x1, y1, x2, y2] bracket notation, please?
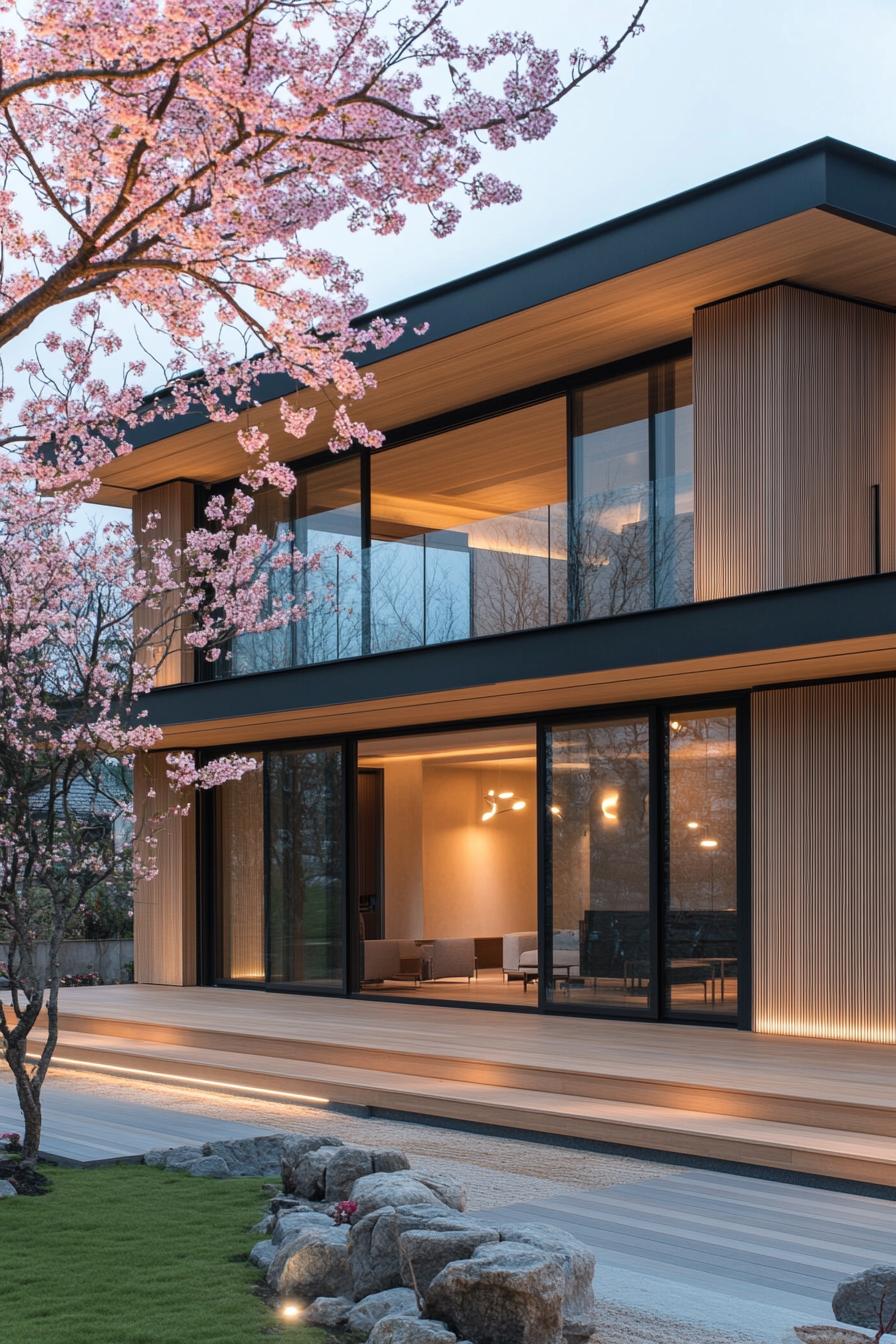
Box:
[250, 1213, 275, 1237]
[286, 1144, 342, 1201]
[349, 1208, 402, 1299]
[346, 1287, 420, 1332]
[201, 1135, 287, 1176]
[833, 1266, 896, 1330]
[248, 1239, 277, 1272]
[144, 1143, 201, 1169]
[324, 1145, 374, 1202]
[368, 1320, 457, 1344]
[272, 1210, 333, 1245]
[0, 1179, 17, 1198]
[303, 1296, 353, 1327]
[188, 1155, 230, 1178]
[399, 1227, 499, 1296]
[270, 1194, 318, 1216]
[413, 1172, 466, 1212]
[495, 1222, 596, 1338]
[349, 1203, 482, 1301]
[350, 1172, 449, 1221]
[373, 1149, 412, 1175]
[280, 1134, 343, 1196]
[267, 1224, 351, 1298]
[425, 1241, 565, 1344]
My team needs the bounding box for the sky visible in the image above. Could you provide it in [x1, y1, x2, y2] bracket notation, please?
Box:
[73, 0, 896, 524]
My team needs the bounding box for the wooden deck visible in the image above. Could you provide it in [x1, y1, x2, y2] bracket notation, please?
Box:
[26, 985, 896, 1187]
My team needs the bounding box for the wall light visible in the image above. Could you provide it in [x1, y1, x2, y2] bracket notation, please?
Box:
[600, 790, 619, 823]
[700, 838, 719, 849]
[686, 821, 700, 830]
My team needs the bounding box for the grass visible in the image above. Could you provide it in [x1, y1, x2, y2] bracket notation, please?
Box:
[1, 1163, 327, 1344]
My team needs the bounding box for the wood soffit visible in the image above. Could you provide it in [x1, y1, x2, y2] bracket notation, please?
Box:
[96, 207, 896, 502]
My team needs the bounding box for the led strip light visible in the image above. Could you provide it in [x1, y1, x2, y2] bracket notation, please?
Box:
[29, 1052, 330, 1106]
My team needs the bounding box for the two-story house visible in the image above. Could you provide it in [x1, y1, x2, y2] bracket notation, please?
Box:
[68, 140, 896, 1177]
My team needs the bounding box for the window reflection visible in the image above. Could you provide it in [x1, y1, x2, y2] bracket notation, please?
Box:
[214, 755, 265, 981]
[369, 399, 568, 652]
[666, 709, 738, 1019]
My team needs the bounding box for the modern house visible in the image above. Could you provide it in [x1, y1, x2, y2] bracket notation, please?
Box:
[96, 137, 896, 1062]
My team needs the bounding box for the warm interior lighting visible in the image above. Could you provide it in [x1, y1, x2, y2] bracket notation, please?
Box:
[481, 787, 526, 821]
[600, 790, 619, 822]
[686, 821, 700, 830]
[549, 804, 562, 817]
[700, 838, 719, 849]
[670, 719, 681, 730]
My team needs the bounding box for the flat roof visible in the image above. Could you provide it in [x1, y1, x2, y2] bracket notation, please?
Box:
[100, 137, 896, 500]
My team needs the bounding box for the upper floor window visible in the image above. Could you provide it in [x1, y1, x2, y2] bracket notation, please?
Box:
[213, 349, 692, 679]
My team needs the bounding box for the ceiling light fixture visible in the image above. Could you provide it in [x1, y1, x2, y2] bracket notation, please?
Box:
[482, 787, 526, 822]
[700, 838, 719, 849]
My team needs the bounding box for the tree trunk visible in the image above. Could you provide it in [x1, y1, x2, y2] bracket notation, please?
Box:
[6, 1038, 41, 1164]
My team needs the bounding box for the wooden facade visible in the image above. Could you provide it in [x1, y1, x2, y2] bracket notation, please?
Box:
[752, 678, 896, 1044]
[133, 480, 195, 687]
[693, 284, 896, 601]
[133, 752, 197, 986]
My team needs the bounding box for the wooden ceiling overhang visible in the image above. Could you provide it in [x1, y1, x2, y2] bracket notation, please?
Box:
[96, 139, 896, 505]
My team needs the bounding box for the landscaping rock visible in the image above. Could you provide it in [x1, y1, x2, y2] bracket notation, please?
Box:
[368, 1318, 457, 1344]
[346, 1286, 420, 1332]
[267, 1223, 351, 1299]
[250, 1213, 275, 1236]
[286, 1144, 342, 1201]
[201, 1135, 287, 1176]
[413, 1172, 466, 1212]
[272, 1210, 333, 1245]
[324, 1145, 374, 1201]
[303, 1296, 353, 1327]
[280, 1134, 343, 1196]
[188, 1155, 230, 1178]
[248, 1239, 277, 1272]
[0, 1179, 17, 1197]
[350, 1171, 449, 1221]
[373, 1148, 412, 1175]
[495, 1222, 596, 1338]
[425, 1241, 565, 1344]
[349, 1207, 403, 1298]
[144, 1143, 201, 1169]
[270, 1194, 319, 1215]
[833, 1266, 896, 1330]
[400, 1227, 499, 1295]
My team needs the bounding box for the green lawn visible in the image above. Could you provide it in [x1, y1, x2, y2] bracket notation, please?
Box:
[2, 1164, 326, 1344]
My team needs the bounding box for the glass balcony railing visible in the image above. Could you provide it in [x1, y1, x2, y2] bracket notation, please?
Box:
[217, 478, 694, 679]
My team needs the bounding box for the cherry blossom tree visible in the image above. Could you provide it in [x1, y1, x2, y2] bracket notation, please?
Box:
[0, 0, 648, 1167]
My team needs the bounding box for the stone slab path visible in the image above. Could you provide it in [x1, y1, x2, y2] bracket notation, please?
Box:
[0, 1078, 279, 1164]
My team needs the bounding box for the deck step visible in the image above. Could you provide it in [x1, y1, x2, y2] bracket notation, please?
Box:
[54, 1008, 896, 1139]
[33, 1027, 896, 1188]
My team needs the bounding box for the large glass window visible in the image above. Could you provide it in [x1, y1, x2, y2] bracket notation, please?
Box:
[369, 400, 568, 652]
[267, 745, 345, 990]
[546, 717, 652, 1012]
[294, 459, 363, 665]
[214, 755, 265, 981]
[571, 356, 693, 620]
[665, 708, 738, 1020]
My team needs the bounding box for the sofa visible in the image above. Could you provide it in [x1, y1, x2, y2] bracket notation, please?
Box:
[502, 930, 580, 984]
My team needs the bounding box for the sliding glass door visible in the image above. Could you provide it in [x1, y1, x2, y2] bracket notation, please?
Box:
[545, 717, 653, 1012]
[544, 703, 741, 1022]
[211, 743, 346, 990]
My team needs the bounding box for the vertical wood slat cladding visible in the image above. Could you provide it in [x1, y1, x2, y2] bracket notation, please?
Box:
[133, 481, 195, 686]
[694, 285, 896, 601]
[133, 751, 197, 986]
[752, 679, 896, 1043]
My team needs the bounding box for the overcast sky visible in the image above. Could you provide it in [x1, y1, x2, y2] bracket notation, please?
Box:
[78, 0, 896, 522]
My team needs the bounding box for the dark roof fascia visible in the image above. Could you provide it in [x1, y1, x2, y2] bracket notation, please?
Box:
[128, 137, 896, 453]
[146, 570, 896, 732]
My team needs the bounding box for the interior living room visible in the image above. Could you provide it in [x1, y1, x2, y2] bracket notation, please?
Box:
[356, 725, 541, 1007]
